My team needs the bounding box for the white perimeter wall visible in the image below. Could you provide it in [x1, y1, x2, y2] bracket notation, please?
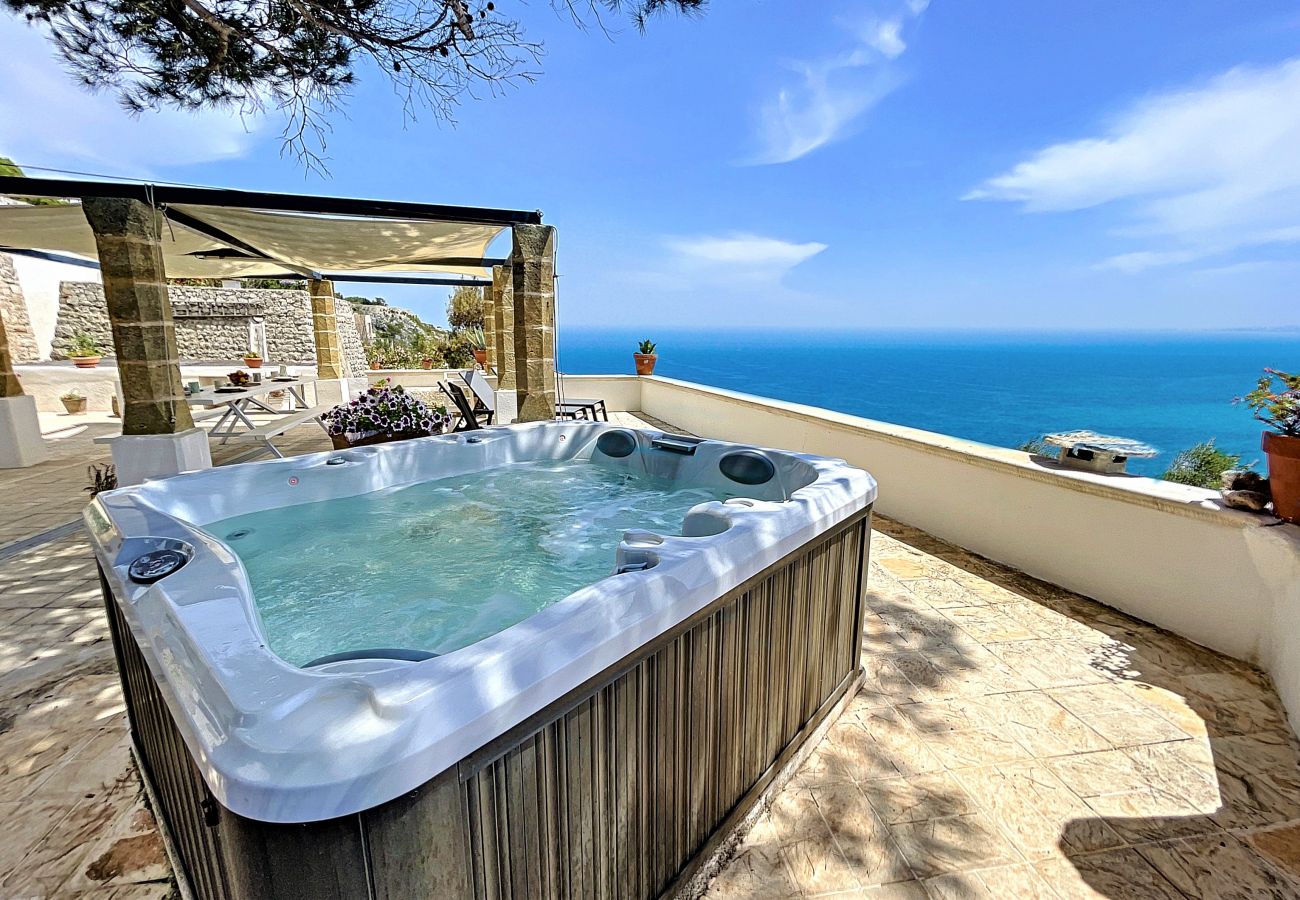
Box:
[562, 374, 1300, 734]
[9, 255, 100, 360]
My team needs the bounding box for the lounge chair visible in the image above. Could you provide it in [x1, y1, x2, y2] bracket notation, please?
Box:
[458, 370, 497, 425]
[439, 381, 485, 431]
[459, 369, 608, 422]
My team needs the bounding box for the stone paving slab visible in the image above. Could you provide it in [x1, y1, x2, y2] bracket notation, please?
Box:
[2, 415, 1298, 899]
[702, 518, 1300, 900]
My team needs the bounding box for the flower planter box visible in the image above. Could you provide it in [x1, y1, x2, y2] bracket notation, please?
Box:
[330, 430, 429, 450]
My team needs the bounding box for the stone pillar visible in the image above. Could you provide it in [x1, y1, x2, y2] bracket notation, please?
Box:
[309, 279, 344, 379]
[0, 308, 22, 399]
[308, 279, 357, 406]
[82, 197, 208, 483]
[510, 225, 557, 423]
[0, 309, 48, 468]
[492, 264, 518, 422]
[482, 280, 497, 373]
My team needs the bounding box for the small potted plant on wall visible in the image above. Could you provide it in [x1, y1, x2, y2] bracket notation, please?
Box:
[1239, 368, 1300, 523]
[634, 339, 658, 376]
[243, 347, 264, 368]
[68, 332, 102, 368]
[60, 389, 87, 415]
[465, 326, 487, 368]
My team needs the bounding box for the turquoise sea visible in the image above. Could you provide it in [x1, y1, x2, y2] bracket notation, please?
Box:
[556, 329, 1300, 477]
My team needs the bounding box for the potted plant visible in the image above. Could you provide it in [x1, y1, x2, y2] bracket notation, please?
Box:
[60, 389, 87, 415]
[1238, 368, 1300, 523]
[634, 339, 658, 376]
[243, 347, 264, 369]
[465, 326, 487, 368]
[68, 332, 102, 368]
[321, 381, 452, 449]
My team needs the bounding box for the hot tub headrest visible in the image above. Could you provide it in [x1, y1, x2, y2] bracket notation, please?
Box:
[719, 450, 777, 486]
[595, 429, 638, 459]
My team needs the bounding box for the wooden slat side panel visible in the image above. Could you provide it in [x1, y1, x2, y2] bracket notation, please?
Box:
[458, 511, 872, 900]
[101, 574, 233, 900]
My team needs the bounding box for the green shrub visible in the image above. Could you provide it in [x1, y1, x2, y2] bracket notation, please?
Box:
[1161, 440, 1248, 489]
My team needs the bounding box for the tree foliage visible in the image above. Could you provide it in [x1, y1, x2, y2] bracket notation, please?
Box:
[446, 284, 484, 330]
[5, 0, 705, 169]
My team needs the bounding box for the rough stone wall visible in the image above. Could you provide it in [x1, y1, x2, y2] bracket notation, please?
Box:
[336, 303, 368, 375]
[0, 253, 40, 363]
[51, 284, 318, 363]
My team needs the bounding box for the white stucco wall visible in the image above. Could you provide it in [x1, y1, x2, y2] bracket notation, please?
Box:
[8, 254, 100, 360]
[561, 373, 1300, 734]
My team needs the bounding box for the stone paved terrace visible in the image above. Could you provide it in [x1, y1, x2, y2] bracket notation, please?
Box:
[1, 413, 1298, 898]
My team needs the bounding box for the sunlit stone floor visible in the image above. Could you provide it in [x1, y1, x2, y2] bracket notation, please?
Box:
[702, 519, 1300, 900]
[1, 416, 1298, 898]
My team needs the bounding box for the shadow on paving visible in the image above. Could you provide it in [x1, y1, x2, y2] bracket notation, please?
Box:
[716, 516, 1300, 899]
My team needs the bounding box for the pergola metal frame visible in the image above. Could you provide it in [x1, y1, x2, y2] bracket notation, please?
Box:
[0, 176, 542, 226]
[0, 176, 538, 286]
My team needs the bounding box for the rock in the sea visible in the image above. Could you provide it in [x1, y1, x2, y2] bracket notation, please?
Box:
[1221, 469, 1271, 496]
[1222, 489, 1272, 512]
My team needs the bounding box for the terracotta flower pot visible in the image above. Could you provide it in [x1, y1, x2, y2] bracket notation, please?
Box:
[473, 349, 487, 367]
[634, 353, 657, 376]
[243, 357, 264, 369]
[1263, 431, 1300, 523]
[421, 358, 435, 370]
[61, 397, 87, 415]
[72, 355, 101, 369]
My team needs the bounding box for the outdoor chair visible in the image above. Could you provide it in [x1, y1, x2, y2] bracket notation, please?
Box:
[459, 368, 609, 422]
[440, 381, 485, 431]
[458, 369, 497, 424]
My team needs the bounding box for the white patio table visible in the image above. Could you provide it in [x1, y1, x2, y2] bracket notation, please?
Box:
[189, 378, 312, 445]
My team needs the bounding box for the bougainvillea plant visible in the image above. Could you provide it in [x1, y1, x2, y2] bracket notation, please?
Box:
[321, 382, 451, 440]
[1237, 369, 1300, 437]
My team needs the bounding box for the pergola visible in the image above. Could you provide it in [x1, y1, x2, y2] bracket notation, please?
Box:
[0, 176, 558, 479]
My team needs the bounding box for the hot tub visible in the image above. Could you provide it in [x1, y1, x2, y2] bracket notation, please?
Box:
[87, 421, 877, 900]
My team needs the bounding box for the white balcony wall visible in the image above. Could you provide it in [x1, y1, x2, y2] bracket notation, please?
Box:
[561, 373, 1300, 732]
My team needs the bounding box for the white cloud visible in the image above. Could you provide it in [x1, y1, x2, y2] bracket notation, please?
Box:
[866, 20, 907, 59]
[967, 58, 1300, 270]
[1094, 250, 1201, 274]
[665, 233, 828, 271]
[748, 4, 927, 165]
[0, 17, 263, 175]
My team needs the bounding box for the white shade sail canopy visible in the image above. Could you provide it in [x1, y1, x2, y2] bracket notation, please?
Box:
[0, 201, 507, 280]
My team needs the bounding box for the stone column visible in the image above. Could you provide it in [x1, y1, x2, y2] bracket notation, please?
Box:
[510, 224, 557, 423]
[492, 264, 518, 422]
[309, 279, 343, 379]
[482, 280, 497, 373]
[82, 197, 207, 483]
[308, 279, 356, 406]
[0, 308, 48, 467]
[0, 310, 21, 399]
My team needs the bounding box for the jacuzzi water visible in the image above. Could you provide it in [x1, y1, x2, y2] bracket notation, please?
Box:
[213, 460, 741, 666]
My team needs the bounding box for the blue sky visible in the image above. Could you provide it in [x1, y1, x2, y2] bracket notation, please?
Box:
[3, 2, 1300, 330]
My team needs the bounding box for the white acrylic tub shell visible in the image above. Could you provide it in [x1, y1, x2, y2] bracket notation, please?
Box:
[85, 421, 876, 823]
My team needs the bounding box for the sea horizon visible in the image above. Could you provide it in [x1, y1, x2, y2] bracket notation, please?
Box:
[556, 327, 1300, 478]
